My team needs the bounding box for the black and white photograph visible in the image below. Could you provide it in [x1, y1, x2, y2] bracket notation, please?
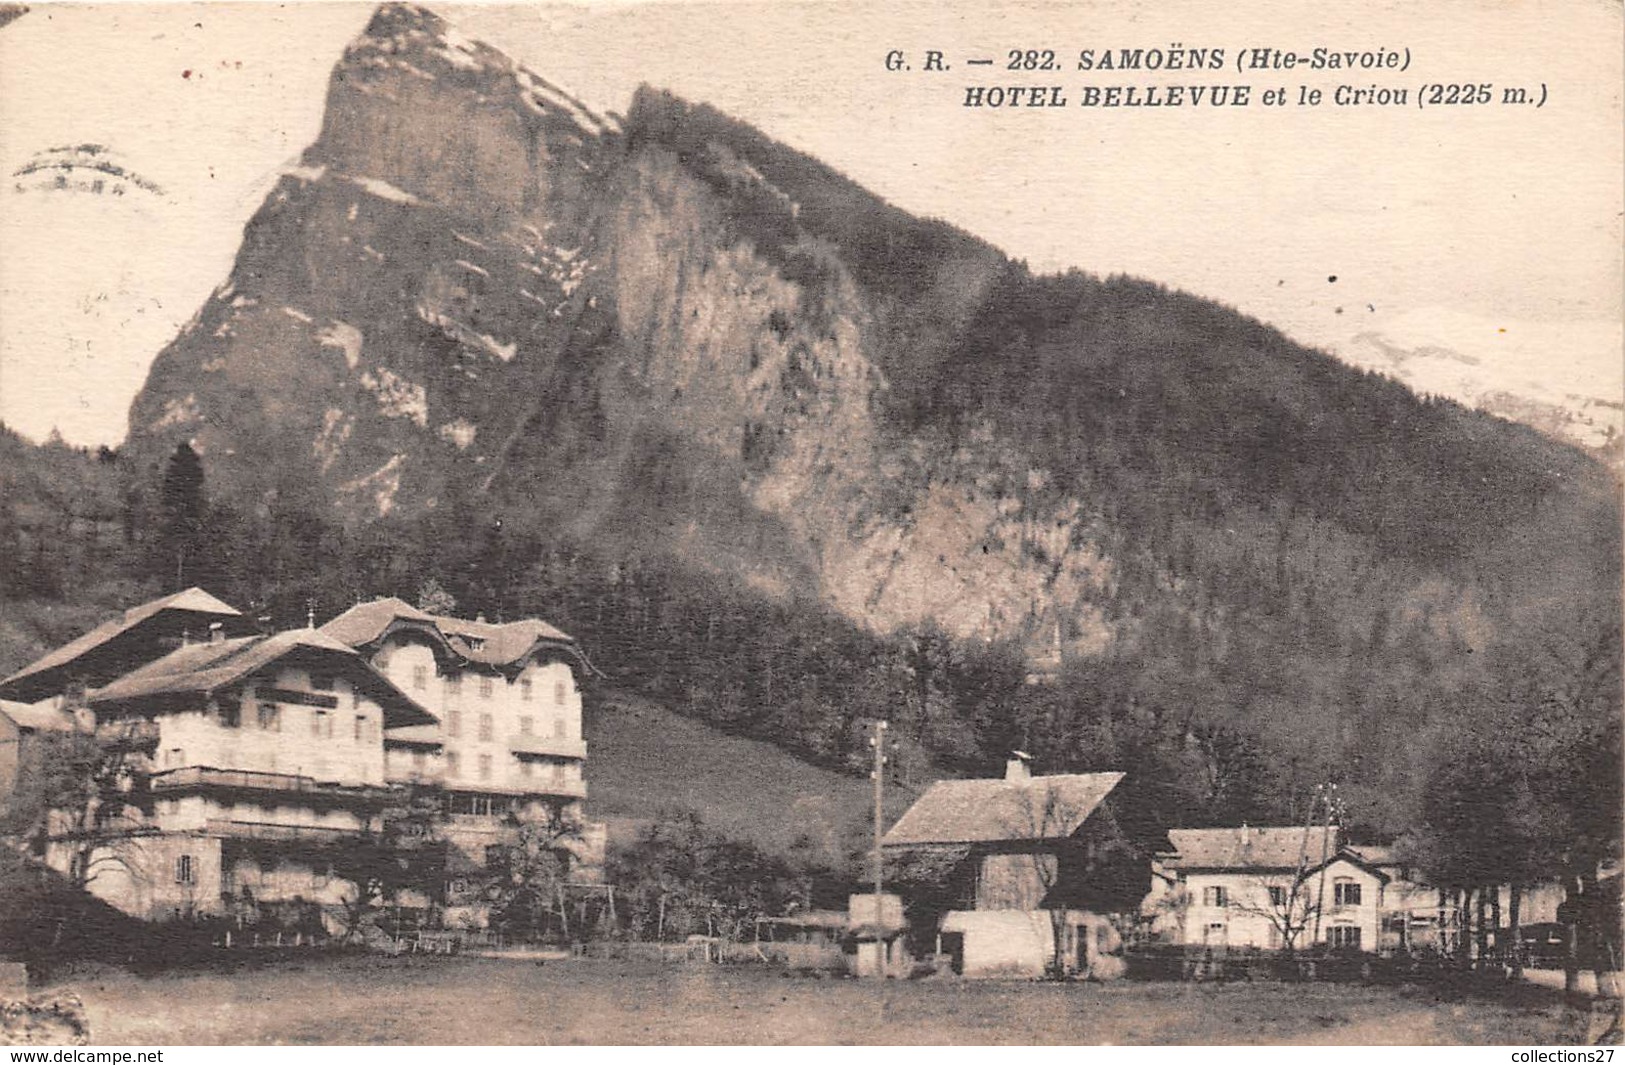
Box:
[0, 0, 1620, 1047]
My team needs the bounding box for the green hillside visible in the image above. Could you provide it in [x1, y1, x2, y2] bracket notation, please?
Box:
[584, 687, 920, 864]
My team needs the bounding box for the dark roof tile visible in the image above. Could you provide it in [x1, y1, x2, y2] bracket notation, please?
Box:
[882, 772, 1123, 846]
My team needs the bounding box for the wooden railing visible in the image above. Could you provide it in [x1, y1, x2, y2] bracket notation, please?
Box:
[508, 734, 587, 759]
[150, 766, 396, 803]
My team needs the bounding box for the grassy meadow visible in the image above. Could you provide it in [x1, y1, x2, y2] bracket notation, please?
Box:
[50, 954, 1604, 1046]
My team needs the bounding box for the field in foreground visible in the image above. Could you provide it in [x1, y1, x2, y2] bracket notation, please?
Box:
[58, 956, 1604, 1045]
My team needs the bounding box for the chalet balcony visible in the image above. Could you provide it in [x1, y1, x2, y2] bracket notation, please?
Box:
[443, 777, 588, 800]
[524, 778, 587, 800]
[507, 734, 587, 759]
[386, 768, 444, 787]
[96, 718, 160, 750]
[536, 773, 588, 799]
[204, 818, 365, 846]
[150, 766, 397, 805]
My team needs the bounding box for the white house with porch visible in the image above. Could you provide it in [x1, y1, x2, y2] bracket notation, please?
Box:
[1159, 826, 1390, 952]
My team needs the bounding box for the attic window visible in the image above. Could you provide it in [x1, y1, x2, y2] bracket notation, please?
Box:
[459, 633, 486, 651]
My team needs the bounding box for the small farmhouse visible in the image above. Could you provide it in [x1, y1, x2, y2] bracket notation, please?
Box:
[1160, 826, 1391, 953]
[882, 759, 1151, 978]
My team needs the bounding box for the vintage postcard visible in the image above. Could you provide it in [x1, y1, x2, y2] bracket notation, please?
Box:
[0, 0, 1620, 1048]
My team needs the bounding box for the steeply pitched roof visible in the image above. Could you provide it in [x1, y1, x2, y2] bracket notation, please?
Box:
[318, 597, 435, 649]
[1165, 826, 1340, 871]
[321, 597, 585, 671]
[0, 588, 241, 697]
[0, 699, 74, 733]
[87, 629, 435, 728]
[882, 772, 1123, 846]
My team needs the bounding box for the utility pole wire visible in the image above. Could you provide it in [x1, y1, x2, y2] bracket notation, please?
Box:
[872, 719, 889, 905]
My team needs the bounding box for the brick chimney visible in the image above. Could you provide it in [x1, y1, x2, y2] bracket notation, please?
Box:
[209, 621, 225, 644]
[1005, 755, 1031, 783]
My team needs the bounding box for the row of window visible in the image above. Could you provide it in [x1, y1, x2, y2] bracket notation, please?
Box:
[443, 711, 572, 741]
[1200, 922, 1363, 950]
[449, 793, 517, 817]
[444, 793, 569, 823]
[409, 665, 569, 706]
[1200, 881, 1364, 908]
[177, 853, 347, 893]
[440, 750, 575, 785]
[218, 702, 374, 743]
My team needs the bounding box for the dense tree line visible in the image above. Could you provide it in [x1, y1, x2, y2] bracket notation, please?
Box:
[606, 807, 851, 941]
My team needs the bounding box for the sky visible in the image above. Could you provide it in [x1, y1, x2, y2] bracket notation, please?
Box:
[1, 0, 1620, 446]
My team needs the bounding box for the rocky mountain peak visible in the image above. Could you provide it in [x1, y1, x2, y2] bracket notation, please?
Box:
[340, 2, 617, 139]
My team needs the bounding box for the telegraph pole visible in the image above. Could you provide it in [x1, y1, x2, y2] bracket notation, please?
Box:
[871, 719, 889, 903]
[1312, 783, 1338, 945]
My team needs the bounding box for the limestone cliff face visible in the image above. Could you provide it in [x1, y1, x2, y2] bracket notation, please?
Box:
[567, 118, 1114, 649]
[126, 3, 1118, 658]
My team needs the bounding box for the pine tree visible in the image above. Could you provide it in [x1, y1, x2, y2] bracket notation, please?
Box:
[158, 442, 204, 589]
